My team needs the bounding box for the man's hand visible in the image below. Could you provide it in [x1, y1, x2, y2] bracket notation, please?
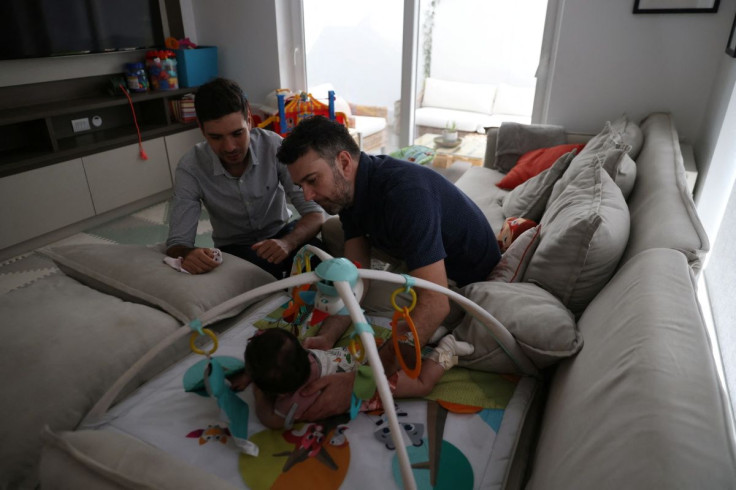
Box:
[179, 247, 221, 274]
[251, 238, 290, 264]
[298, 371, 355, 421]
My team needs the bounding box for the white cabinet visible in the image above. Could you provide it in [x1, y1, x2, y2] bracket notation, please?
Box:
[83, 138, 172, 214]
[165, 127, 203, 180]
[0, 159, 95, 249]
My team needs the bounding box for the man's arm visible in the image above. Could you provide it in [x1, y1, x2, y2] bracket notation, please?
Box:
[377, 259, 450, 376]
[300, 258, 451, 421]
[251, 211, 325, 264]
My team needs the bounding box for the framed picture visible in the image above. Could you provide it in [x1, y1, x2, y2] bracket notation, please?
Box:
[728, 14, 736, 57]
[633, 0, 719, 13]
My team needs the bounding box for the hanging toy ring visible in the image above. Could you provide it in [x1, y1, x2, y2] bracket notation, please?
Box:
[190, 328, 218, 356]
[390, 287, 417, 313]
[390, 287, 422, 379]
[348, 336, 366, 363]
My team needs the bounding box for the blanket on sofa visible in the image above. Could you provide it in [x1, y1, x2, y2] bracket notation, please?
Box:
[495, 122, 566, 173]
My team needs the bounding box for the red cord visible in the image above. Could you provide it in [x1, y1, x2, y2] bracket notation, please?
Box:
[120, 84, 148, 160]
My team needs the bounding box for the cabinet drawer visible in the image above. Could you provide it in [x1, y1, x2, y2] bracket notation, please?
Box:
[83, 138, 172, 214]
[0, 159, 95, 249]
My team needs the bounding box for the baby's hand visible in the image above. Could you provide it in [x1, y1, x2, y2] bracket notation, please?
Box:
[303, 335, 332, 351]
[229, 372, 251, 392]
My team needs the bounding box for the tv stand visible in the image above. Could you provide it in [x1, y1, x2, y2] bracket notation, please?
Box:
[0, 75, 202, 255]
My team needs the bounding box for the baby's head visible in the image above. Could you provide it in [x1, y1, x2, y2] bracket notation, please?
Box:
[245, 328, 311, 395]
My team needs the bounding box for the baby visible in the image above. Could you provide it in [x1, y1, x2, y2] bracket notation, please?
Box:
[234, 328, 473, 429]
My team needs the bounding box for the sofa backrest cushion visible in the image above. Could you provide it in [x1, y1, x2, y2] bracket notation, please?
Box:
[492, 83, 535, 117]
[524, 161, 630, 316]
[547, 147, 628, 205]
[455, 281, 581, 372]
[421, 77, 497, 115]
[454, 166, 509, 233]
[577, 114, 643, 161]
[621, 113, 709, 271]
[527, 249, 736, 489]
[503, 150, 576, 223]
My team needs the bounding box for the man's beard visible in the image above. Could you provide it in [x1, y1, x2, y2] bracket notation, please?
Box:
[319, 168, 352, 215]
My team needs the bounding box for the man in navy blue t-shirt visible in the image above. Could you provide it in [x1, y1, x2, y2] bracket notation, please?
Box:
[277, 116, 500, 420]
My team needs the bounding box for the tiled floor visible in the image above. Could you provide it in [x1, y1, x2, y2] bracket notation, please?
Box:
[0, 199, 213, 296]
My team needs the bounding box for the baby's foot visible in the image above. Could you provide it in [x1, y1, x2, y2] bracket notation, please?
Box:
[432, 334, 474, 370]
[438, 334, 474, 357]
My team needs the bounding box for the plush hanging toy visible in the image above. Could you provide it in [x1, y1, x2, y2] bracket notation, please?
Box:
[497, 217, 537, 253]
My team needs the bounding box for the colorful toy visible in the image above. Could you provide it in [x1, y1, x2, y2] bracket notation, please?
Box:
[497, 217, 538, 253]
[257, 89, 349, 137]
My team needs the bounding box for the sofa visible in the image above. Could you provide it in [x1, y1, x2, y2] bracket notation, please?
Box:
[3, 112, 735, 489]
[414, 77, 534, 136]
[450, 112, 736, 487]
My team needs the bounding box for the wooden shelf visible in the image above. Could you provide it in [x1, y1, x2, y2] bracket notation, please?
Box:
[0, 75, 197, 178]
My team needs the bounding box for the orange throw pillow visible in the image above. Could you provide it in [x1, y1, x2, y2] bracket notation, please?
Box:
[496, 143, 586, 190]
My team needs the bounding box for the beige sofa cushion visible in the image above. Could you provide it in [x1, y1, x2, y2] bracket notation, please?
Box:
[455, 281, 581, 372]
[0, 274, 184, 490]
[527, 249, 736, 489]
[524, 161, 630, 316]
[454, 166, 509, 233]
[503, 150, 576, 222]
[40, 427, 240, 490]
[42, 243, 275, 326]
[621, 113, 709, 271]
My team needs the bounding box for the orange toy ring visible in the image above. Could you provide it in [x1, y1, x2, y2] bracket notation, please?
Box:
[391, 307, 422, 379]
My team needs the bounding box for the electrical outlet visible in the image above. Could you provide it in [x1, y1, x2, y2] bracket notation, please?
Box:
[71, 117, 91, 133]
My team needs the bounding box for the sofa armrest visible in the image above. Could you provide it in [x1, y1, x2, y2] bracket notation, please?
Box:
[527, 248, 736, 489]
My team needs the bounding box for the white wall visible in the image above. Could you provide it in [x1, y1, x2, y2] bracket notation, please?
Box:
[181, 0, 282, 104]
[544, 0, 733, 141]
[695, 55, 736, 243]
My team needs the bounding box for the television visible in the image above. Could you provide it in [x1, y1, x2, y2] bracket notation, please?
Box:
[0, 0, 165, 61]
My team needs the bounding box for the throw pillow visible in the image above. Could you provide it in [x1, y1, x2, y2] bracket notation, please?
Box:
[41, 243, 276, 326]
[502, 150, 576, 222]
[496, 143, 586, 190]
[547, 147, 627, 208]
[523, 161, 630, 316]
[488, 225, 542, 282]
[453, 281, 581, 373]
[576, 114, 643, 160]
[616, 153, 637, 200]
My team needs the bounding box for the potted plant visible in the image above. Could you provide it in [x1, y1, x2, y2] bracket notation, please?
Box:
[442, 120, 458, 143]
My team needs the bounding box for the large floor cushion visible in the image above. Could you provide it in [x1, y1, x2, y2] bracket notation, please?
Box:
[0, 274, 185, 490]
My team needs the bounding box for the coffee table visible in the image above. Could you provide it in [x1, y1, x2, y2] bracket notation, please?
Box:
[413, 133, 487, 168]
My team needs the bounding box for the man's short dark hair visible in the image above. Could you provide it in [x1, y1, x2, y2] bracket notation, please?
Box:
[277, 116, 360, 165]
[195, 77, 249, 124]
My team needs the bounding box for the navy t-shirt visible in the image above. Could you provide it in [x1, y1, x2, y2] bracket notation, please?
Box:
[339, 154, 500, 287]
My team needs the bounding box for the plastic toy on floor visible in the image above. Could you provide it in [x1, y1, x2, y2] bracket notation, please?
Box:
[257, 89, 349, 137]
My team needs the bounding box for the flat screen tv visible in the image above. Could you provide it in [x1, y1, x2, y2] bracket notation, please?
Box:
[0, 0, 164, 61]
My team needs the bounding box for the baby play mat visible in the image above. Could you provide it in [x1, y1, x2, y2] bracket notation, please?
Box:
[91, 294, 537, 489]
